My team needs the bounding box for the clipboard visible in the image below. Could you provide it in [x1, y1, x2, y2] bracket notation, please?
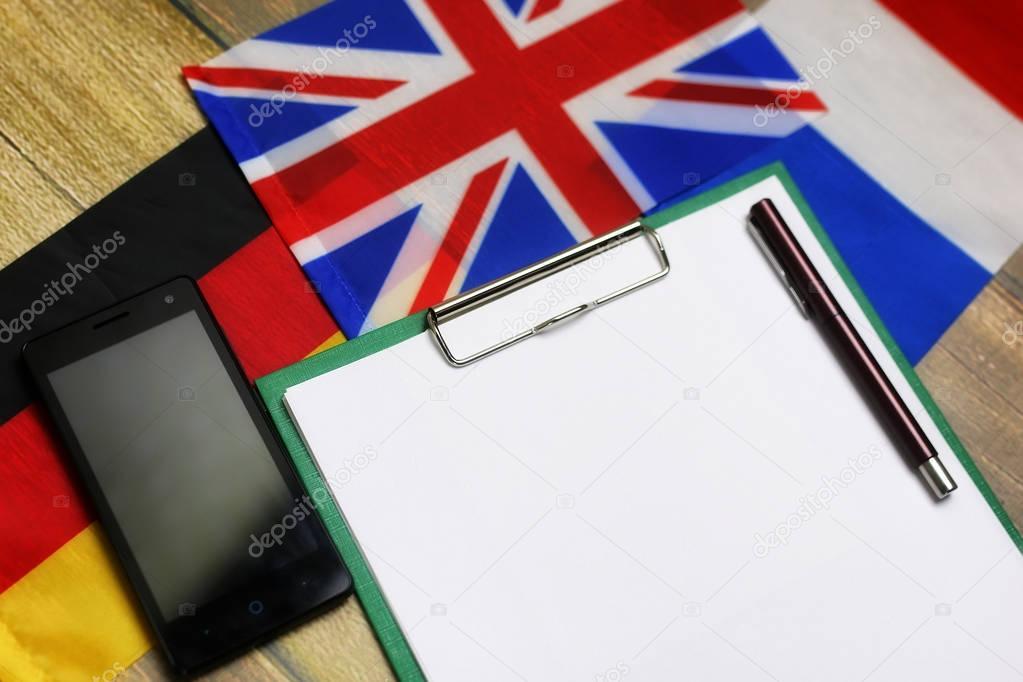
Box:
[256, 163, 1023, 681]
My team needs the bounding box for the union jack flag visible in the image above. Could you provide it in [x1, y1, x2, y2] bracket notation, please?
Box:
[185, 0, 824, 336]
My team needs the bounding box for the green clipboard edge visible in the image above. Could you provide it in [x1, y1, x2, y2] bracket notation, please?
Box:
[255, 162, 1023, 681]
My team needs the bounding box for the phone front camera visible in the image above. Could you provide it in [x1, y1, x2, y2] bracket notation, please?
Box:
[164, 295, 175, 304]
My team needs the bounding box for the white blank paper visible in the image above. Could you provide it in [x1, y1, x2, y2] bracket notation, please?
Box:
[284, 176, 1023, 682]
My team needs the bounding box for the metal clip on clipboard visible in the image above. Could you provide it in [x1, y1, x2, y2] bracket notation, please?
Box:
[427, 221, 671, 367]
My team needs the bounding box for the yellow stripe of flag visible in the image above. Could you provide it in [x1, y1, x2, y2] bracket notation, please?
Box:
[0, 524, 150, 681]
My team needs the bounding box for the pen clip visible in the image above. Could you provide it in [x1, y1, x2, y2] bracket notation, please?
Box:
[747, 217, 810, 319]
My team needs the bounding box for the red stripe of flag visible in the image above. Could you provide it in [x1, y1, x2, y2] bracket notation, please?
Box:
[410, 159, 507, 313]
[0, 404, 92, 592]
[528, 0, 562, 22]
[630, 79, 827, 112]
[0, 228, 338, 592]
[197, 227, 338, 380]
[182, 66, 406, 100]
[881, 0, 1023, 119]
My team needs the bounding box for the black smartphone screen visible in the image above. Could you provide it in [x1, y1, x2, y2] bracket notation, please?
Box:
[24, 278, 350, 675]
[48, 308, 311, 618]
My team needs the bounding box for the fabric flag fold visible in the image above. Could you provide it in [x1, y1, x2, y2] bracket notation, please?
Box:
[185, 0, 825, 336]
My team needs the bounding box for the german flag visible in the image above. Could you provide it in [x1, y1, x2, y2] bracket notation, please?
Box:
[0, 129, 343, 681]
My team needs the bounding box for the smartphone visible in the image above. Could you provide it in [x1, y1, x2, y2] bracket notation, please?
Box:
[23, 277, 351, 676]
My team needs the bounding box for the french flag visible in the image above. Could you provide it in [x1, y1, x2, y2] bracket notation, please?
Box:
[712, 0, 1023, 364]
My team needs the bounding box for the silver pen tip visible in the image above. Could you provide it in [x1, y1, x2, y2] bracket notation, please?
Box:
[919, 457, 957, 499]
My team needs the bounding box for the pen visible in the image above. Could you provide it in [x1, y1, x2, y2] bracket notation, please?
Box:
[747, 198, 957, 499]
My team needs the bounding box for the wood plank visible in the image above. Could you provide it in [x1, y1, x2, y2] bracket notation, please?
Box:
[996, 245, 1023, 300]
[0, 0, 219, 255]
[917, 346, 1023, 525]
[918, 245, 1023, 528]
[0, 137, 80, 268]
[262, 599, 396, 681]
[931, 281, 1023, 410]
[175, 0, 325, 46]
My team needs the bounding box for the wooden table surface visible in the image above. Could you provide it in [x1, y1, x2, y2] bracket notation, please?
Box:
[1, 1, 1020, 680]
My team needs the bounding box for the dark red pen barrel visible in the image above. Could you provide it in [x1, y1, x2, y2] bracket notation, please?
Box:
[820, 313, 937, 464]
[751, 198, 952, 496]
